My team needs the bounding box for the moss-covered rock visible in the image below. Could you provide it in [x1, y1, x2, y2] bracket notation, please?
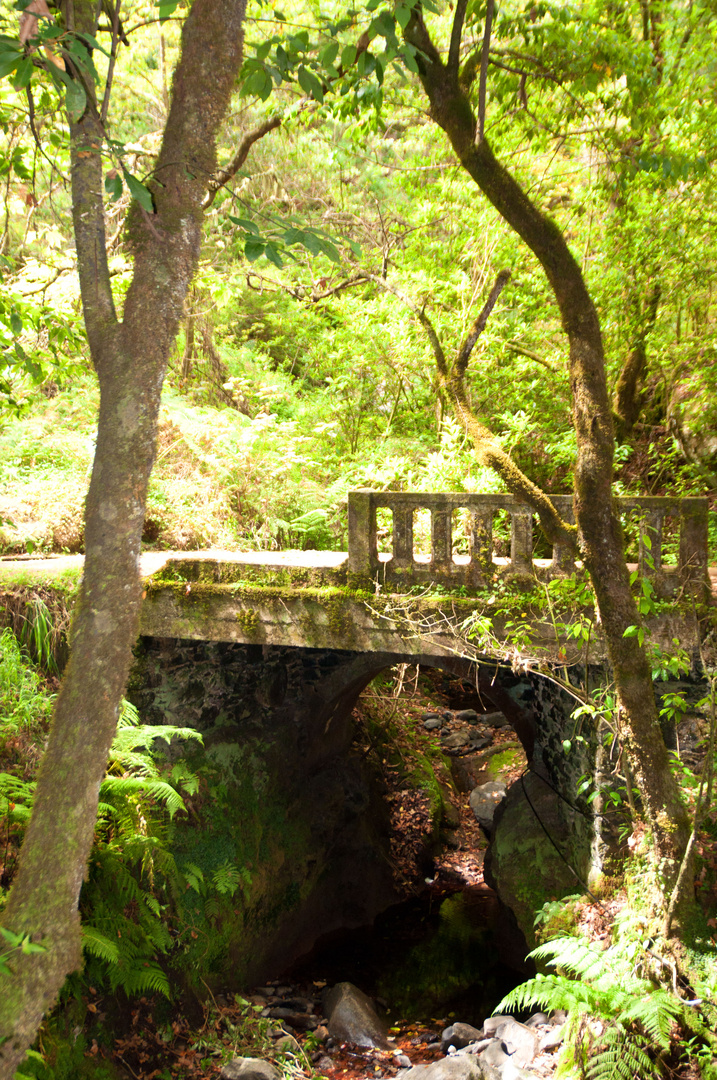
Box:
[484, 770, 593, 949]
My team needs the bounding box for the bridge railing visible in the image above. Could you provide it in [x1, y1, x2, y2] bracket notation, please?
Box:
[347, 490, 709, 595]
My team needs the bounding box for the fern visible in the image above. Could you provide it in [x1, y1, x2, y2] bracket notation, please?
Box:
[497, 935, 705, 1080]
[80, 925, 121, 966]
[585, 1027, 660, 1080]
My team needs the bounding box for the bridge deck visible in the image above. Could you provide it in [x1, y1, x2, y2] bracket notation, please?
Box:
[2, 549, 717, 589]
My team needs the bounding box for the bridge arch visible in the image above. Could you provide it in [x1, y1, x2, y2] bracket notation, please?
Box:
[129, 634, 598, 987]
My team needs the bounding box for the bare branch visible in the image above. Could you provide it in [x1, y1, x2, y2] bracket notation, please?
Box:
[477, 0, 495, 143]
[455, 267, 510, 375]
[202, 116, 281, 209]
[308, 274, 368, 302]
[100, 0, 122, 125]
[505, 339, 557, 372]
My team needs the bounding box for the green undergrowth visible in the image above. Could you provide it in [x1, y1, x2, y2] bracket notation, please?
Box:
[356, 669, 454, 844]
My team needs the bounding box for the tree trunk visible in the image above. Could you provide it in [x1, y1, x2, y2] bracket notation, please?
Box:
[613, 283, 661, 438]
[0, 0, 246, 1070]
[403, 10, 692, 913]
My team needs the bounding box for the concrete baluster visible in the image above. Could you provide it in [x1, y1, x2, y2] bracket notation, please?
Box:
[431, 505, 453, 570]
[470, 509, 494, 573]
[679, 498, 709, 597]
[639, 511, 664, 577]
[510, 510, 533, 572]
[392, 504, 414, 568]
[549, 497, 576, 574]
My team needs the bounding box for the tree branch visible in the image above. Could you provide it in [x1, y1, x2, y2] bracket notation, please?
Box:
[366, 268, 575, 550]
[68, 3, 118, 362]
[202, 116, 282, 209]
[455, 267, 510, 375]
[477, 0, 495, 143]
[447, 0, 468, 81]
[505, 339, 557, 372]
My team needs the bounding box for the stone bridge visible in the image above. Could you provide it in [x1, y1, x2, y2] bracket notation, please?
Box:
[0, 491, 712, 984]
[138, 490, 710, 662]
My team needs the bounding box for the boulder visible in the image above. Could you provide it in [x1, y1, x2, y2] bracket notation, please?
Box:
[500, 1064, 538, 1080]
[482, 712, 510, 728]
[484, 771, 593, 946]
[469, 782, 507, 831]
[400, 1054, 500, 1080]
[441, 1022, 484, 1052]
[273, 1034, 301, 1054]
[481, 1016, 513, 1038]
[540, 1024, 565, 1051]
[220, 1058, 281, 1080]
[264, 1006, 316, 1029]
[444, 731, 471, 750]
[493, 1019, 537, 1066]
[323, 982, 392, 1050]
[424, 719, 443, 731]
[456, 709, 479, 724]
[478, 1041, 511, 1069]
[523, 1013, 549, 1028]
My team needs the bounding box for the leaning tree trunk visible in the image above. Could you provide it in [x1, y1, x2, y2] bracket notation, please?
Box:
[403, 9, 692, 914]
[0, 0, 246, 1070]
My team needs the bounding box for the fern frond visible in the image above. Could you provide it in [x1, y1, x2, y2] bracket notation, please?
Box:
[81, 926, 121, 965]
[531, 936, 621, 983]
[110, 960, 170, 998]
[99, 776, 187, 818]
[586, 1028, 659, 1080]
[617, 990, 682, 1049]
[496, 972, 597, 1016]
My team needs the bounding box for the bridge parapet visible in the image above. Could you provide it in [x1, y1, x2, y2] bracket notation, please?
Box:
[348, 490, 708, 595]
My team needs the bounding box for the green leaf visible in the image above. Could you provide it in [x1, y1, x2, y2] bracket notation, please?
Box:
[77, 32, 111, 58]
[104, 171, 123, 201]
[341, 44, 357, 69]
[244, 238, 265, 262]
[122, 167, 154, 213]
[0, 46, 21, 80]
[10, 311, 22, 336]
[11, 57, 33, 90]
[297, 64, 324, 103]
[263, 241, 283, 268]
[316, 236, 341, 264]
[357, 51, 377, 77]
[402, 44, 419, 74]
[395, 3, 412, 29]
[241, 67, 273, 101]
[228, 215, 260, 235]
[158, 0, 180, 19]
[20, 939, 46, 955]
[320, 40, 339, 68]
[65, 79, 87, 123]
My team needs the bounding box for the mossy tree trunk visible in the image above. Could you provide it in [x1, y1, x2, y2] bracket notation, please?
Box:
[403, 8, 692, 917]
[0, 0, 246, 1070]
[613, 283, 661, 438]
